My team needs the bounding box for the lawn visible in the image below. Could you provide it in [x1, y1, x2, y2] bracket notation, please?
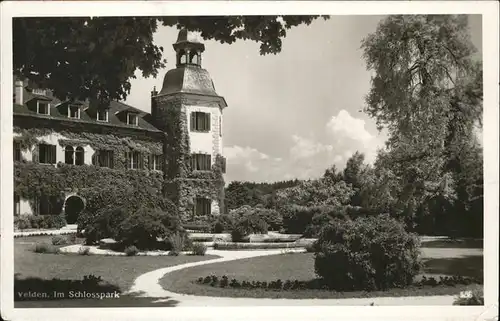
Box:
[159, 246, 483, 299]
[13, 236, 218, 307]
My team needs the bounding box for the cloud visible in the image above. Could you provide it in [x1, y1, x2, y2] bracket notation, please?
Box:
[222, 111, 387, 183]
[224, 145, 270, 163]
[326, 109, 373, 143]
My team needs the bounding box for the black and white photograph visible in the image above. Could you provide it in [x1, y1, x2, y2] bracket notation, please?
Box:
[0, 2, 498, 321]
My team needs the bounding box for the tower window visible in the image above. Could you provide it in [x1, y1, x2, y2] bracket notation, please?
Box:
[191, 153, 211, 171]
[190, 112, 211, 132]
[193, 197, 211, 216]
[39, 144, 56, 164]
[37, 102, 50, 115]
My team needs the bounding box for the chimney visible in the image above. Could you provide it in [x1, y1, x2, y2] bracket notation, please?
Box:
[151, 86, 158, 116]
[14, 79, 24, 105]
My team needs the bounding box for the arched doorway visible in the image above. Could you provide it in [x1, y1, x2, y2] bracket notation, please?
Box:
[64, 195, 85, 224]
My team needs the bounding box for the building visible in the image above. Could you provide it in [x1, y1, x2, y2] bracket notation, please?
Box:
[13, 29, 227, 225]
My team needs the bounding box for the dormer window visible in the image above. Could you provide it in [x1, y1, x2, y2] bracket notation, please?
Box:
[32, 88, 47, 96]
[97, 110, 108, 122]
[37, 101, 50, 115]
[127, 113, 138, 126]
[68, 105, 80, 119]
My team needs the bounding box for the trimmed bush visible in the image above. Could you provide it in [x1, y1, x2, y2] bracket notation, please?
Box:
[83, 206, 127, 245]
[15, 215, 67, 230]
[124, 245, 140, 256]
[253, 207, 283, 231]
[231, 214, 268, 242]
[184, 222, 211, 233]
[211, 214, 235, 233]
[314, 214, 422, 291]
[116, 207, 183, 250]
[33, 243, 60, 254]
[191, 242, 208, 256]
[51, 235, 69, 246]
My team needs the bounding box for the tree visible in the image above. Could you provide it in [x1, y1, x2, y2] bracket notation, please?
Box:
[361, 15, 483, 235]
[14, 16, 327, 105]
[343, 151, 368, 206]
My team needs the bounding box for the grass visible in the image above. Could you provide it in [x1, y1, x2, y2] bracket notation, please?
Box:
[14, 236, 219, 307]
[159, 246, 484, 299]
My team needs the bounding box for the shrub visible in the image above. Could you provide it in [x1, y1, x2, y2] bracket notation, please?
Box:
[116, 207, 183, 250]
[83, 206, 127, 245]
[51, 235, 69, 246]
[453, 289, 484, 305]
[253, 207, 283, 231]
[167, 232, 190, 256]
[211, 214, 235, 233]
[231, 214, 268, 242]
[15, 216, 31, 230]
[183, 222, 211, 232]
[33, 243, 60, 254]
[314, 214, 422, 291]
[281, 205, 320, 234]
[305, 241, 317, 253]
[15, 215, 67, 230]
[124, 245, 140, 256]
[191, 243, 207, 256]
[78, 246, 91, 255]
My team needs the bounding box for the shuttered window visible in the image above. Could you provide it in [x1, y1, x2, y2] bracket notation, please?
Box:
[125, 151, 142, 169]
[148, 154, 163, 171]
[193, 198, 211, 216]
[14, 141, 21, 161]
[39, 144, 56, 164]
[93, 150, 114, 168]
[190, 112, 211, 132]
[191, 153, 211, 171]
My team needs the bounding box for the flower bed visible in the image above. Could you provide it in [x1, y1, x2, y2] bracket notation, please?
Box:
[194, 274, 482, 291]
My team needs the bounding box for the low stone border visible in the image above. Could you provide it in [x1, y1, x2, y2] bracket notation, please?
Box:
[58, 244, 194, 256]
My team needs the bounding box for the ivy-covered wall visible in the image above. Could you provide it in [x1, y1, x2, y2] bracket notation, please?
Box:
[154, 94, 226, 222]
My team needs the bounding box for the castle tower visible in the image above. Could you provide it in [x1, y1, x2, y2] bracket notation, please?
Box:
[152, 29, 227, 222]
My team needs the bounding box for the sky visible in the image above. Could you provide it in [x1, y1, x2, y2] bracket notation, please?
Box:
[124, 15, 482, 184]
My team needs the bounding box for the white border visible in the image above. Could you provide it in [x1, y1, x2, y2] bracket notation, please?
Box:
[1, 2, 498, 321]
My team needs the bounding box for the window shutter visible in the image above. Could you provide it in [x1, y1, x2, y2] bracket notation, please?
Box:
[50, 145, 56, 164]
[190, 112, 196, 131]
[206, 155, 211, 170]
[206, 113, 211, 131]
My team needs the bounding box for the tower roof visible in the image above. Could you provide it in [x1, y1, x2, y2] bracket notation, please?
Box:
[159, 65, 217, 96]
[173, 28, 205, 52]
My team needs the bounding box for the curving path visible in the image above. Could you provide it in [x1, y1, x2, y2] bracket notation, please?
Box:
[126, 249, 456, 306]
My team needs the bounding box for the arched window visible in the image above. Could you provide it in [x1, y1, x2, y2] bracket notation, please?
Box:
[189, 51, 199, 64]
[179, 50, 187, 64]
[65, 146, 74, 165]
[75, 147, 84, 165]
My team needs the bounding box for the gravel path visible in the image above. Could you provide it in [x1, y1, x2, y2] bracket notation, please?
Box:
[126, 249, 456, 306]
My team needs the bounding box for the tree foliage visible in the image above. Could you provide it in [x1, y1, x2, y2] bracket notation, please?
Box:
[14, 16, 326, 104]
[361, 15, 483, 236]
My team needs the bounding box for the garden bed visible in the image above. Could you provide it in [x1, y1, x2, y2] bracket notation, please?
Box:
[159, 250, 484, 299]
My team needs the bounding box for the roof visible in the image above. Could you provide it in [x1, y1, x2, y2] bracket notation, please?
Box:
[13, 85, 161, 132]
[159, 65, 223, 97]
[175, 28, 203, 44]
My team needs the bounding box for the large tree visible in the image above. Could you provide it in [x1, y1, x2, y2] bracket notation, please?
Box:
[13, 16, 326, 104]
[361, 15, 483, 235]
